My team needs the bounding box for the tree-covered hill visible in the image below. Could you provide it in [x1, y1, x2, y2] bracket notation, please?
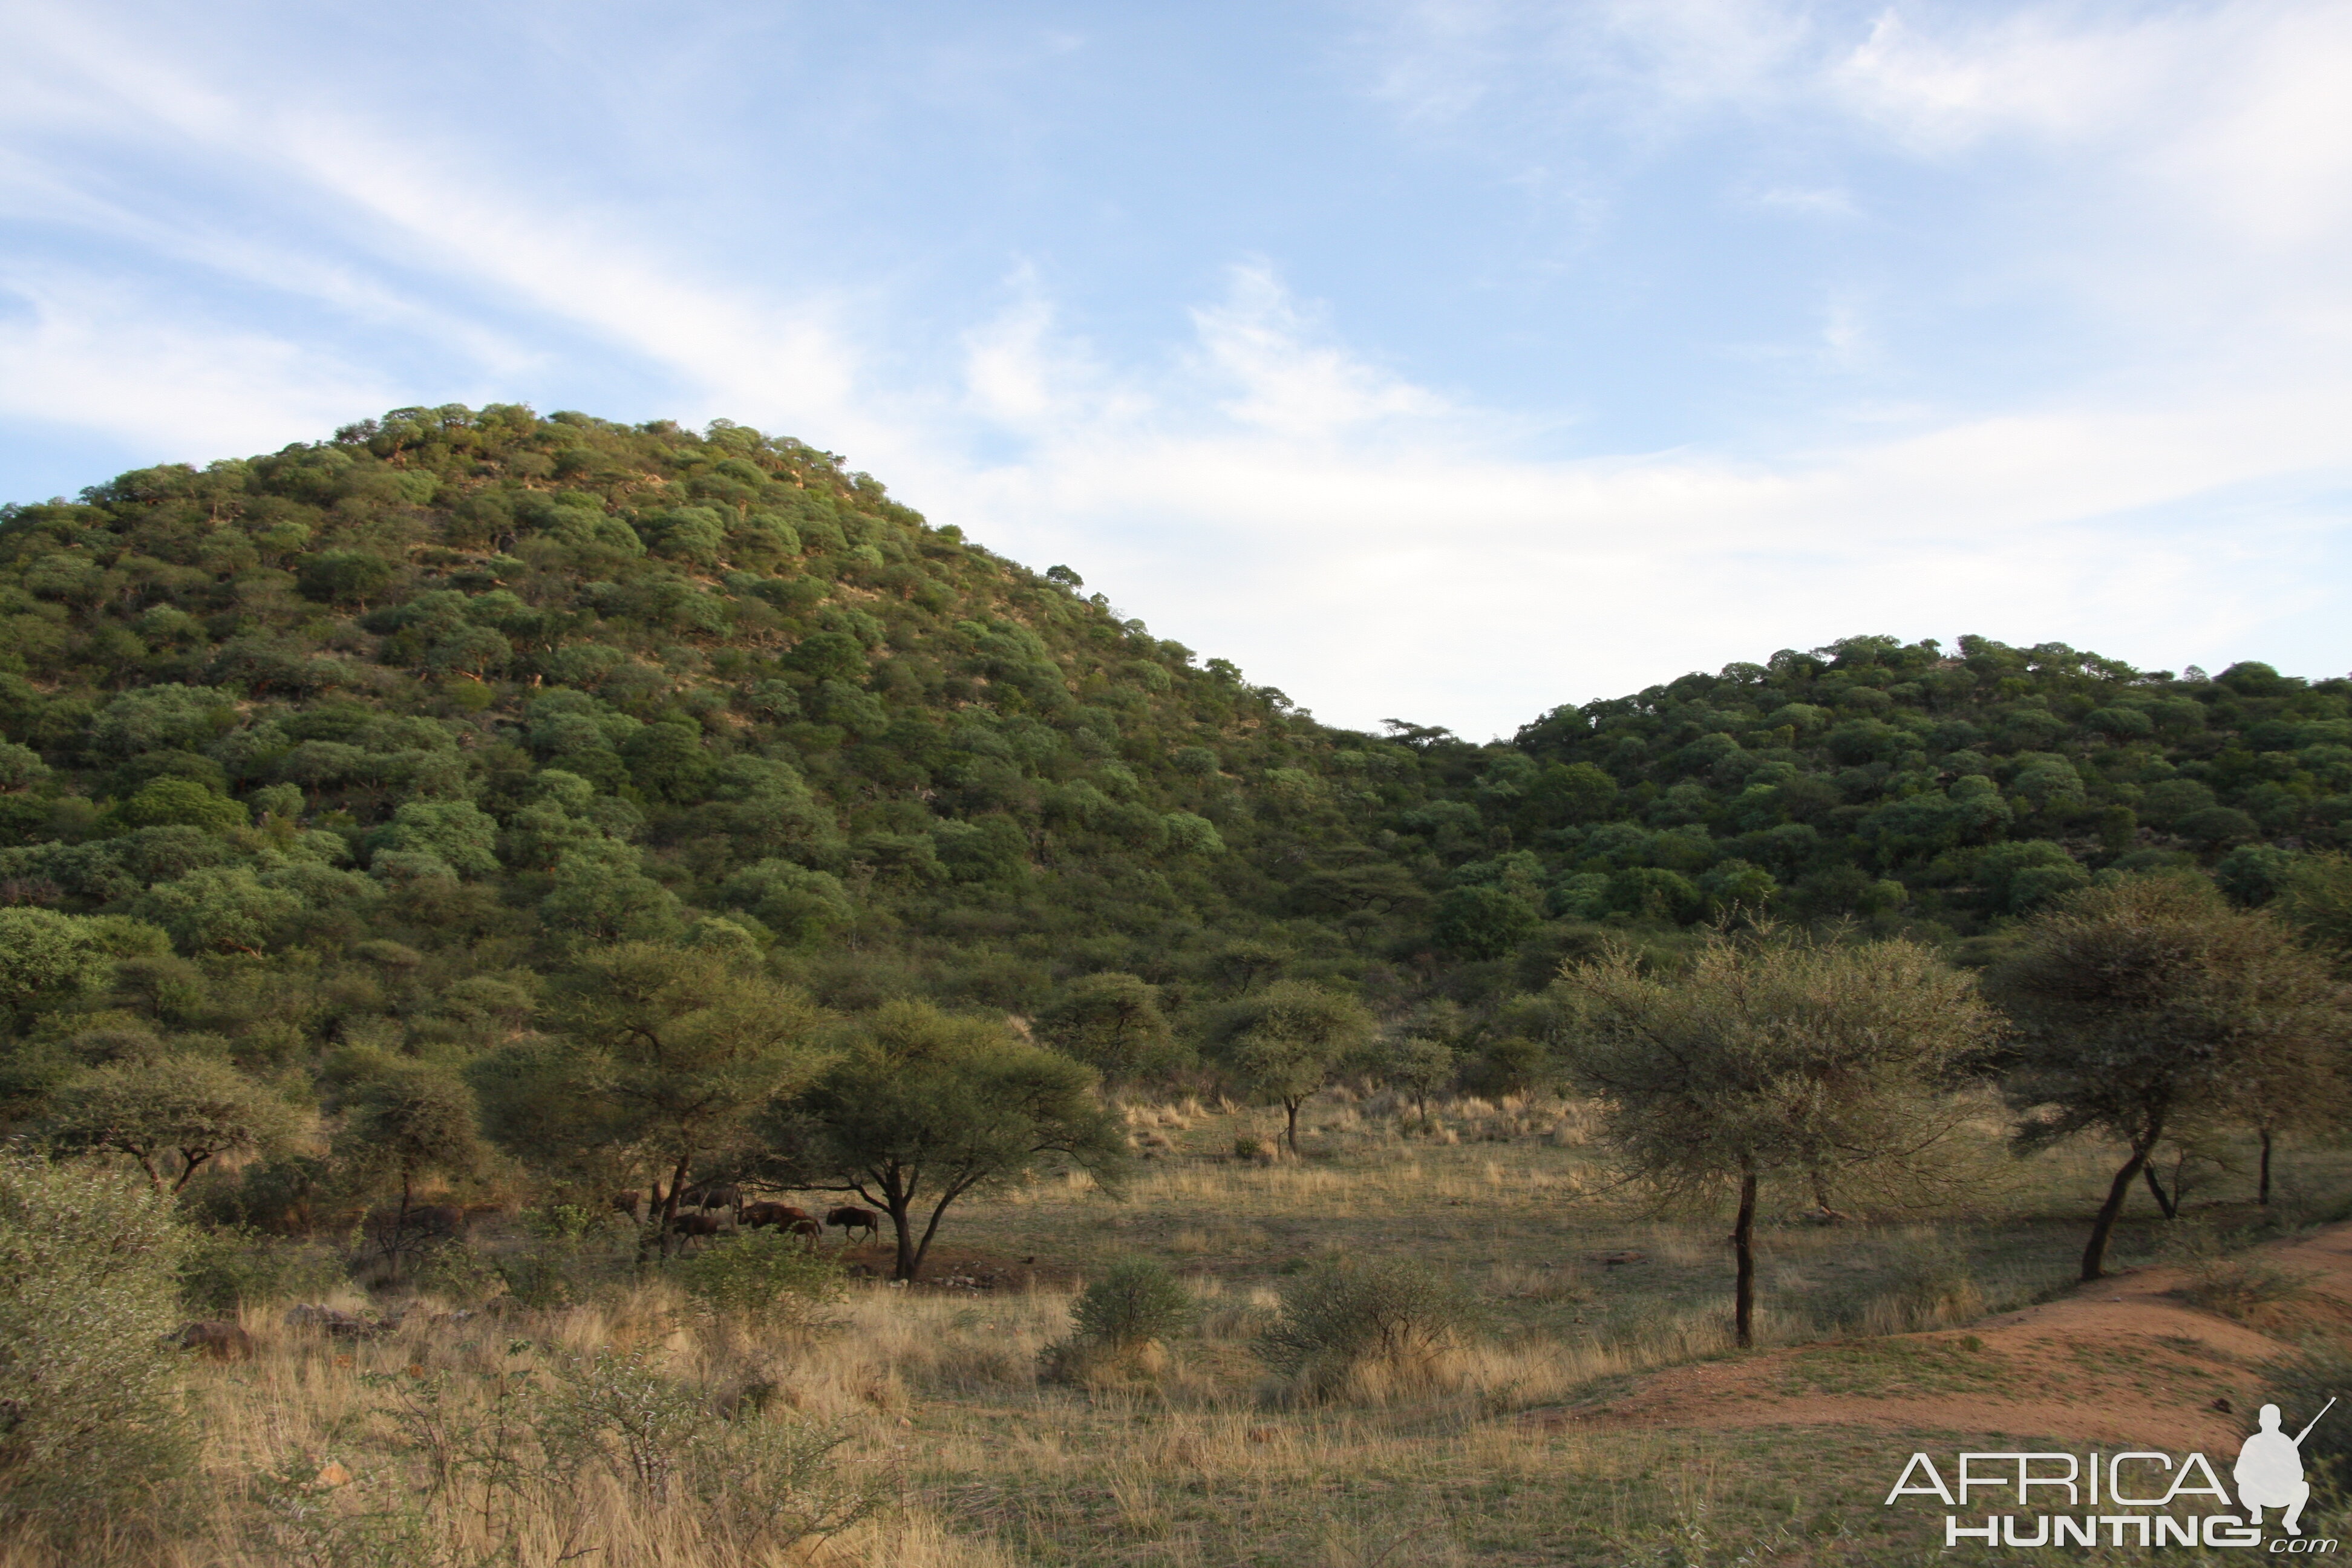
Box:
[1479, 635, 2350, 950]
[0, 404, 1462, 1029]
[2, 403, 2344, 1146]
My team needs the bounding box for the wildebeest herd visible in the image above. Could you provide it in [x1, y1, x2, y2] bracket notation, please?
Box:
[606, 1186, 881, 1249]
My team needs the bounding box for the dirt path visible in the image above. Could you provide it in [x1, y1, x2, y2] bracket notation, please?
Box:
[1540, 1223, 2352, 1450]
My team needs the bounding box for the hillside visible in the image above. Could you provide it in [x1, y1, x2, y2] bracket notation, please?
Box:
[1477, 634, 2351, 956]
[0, 407, 1462, 1030]
[1, 403, 2344, 1110]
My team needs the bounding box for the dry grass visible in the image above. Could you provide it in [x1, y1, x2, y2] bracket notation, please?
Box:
[16, 1096, 2352, 1566]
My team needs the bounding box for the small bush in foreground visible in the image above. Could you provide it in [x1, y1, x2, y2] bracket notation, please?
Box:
[0, 1152, 194, 1535]
[1255, 1256, 1468, 1402]
[1047, 1257, 1197, 1388]
[1073, 1258, 1195, 1349]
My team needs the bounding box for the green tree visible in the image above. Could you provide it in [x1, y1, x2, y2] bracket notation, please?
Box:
[0, 907, 110, 1022]
[335, 1062, 487, 1264]
[1528, 761, 1618, 823]
[1431, 884, 1540, 958]
[1376, 1034, 1460, 1122]
[44, 1053, 298, 1195]
[720, 858, 854, 947]
[120, 777, 247, 834]
[782, 1001, 1126, 1281]
[537, 840, 686, 944]
[2278, 852, 2352, 965]
[1560, 930, 1998, 1346]
[1032, 973, 1182, 1086]
[1200, 981, 1376, 1154]
[474, 943, 826, 1233]
[364, 799, 501, 879]
[130, 866, 304, 954]
[1988, 876, 2352, 1278]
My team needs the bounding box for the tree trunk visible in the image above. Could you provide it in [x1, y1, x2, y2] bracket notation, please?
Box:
[1284, 1098, 1304, 1154]
[2083, 1138, 2157, 1281]
[391, 1169, 414, 1279]
[1808, 1169, 1851, 1222]
[660, 1151, 693, 1255]
[2259, 1128, 2275, 1207]
[1733, 1167, 1759, 1349]
[877, 1166, 921, 1282]
[888, 1192, 919, 1282]
[172, 1149, 210, 1195]
[909, 1191, 964, 1283]
[2141, 1161, 2179, 1220]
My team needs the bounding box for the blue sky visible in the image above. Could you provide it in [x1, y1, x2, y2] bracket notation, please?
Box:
[2, 0, 2348, 737]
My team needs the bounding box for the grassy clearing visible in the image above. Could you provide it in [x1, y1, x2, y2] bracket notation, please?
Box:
[13, 1092, 2352, 1566]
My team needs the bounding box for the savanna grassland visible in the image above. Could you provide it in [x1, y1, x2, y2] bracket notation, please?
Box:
[27, 1091, 2351, 1568]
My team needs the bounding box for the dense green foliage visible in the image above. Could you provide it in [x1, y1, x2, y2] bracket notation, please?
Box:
[1502, 635, 2352, 942]
[4, 403, 2345, 1233]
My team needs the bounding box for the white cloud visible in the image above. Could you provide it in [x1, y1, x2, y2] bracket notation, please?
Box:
[1189, 266, 1452, 442]
[915, 260, 2352, 736]
[0, 272, 404, 459]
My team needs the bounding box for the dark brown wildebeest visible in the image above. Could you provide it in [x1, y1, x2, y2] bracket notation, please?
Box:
[670, 1211, 731, 1240]
[741, 1201, 815, 1230]
[826, 1206, 880, 1244]
[688, 1182, 744, 1217]
[786, 1217, 825, 1249]
[609, 1191, 644, 1223]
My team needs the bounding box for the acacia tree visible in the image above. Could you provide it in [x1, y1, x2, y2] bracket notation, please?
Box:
[1560, 931, 1998, 1347]
[471, 942, 826, 1236]
[334, 1062, 486, 1270]
[1201, 981, 1376, 1154]
[1031, 973, 1182, 1086]
[45, 1053, 298, 1195]
[781, 1001, 1127, 1281]
[1376, 1035, 1460, 1124]
[1988, 876, 2351, 1276]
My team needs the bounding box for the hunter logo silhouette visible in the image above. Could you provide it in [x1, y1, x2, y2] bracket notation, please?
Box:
[2236, 1397, 2335, 1537]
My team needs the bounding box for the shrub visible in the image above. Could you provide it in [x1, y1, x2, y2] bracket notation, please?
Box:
[178, 1223, 345, 1313]
[541, 1350, 880, 1546]
[1072, 1258, 1195, 1350]
[410, 1240, 505, 1305]
[1254, 1256, 1468, 1400]
[671, 1232, 844, 1327]
[0, 1152, 194, 1534]
[2181, 1253, 2316, 1323]
[1853, 1239, 1985, 1334]
[494, 1203, 624, 1309]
